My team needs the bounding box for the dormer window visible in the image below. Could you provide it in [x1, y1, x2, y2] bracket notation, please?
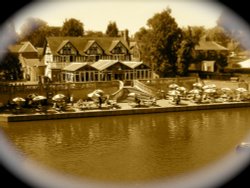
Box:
[86, 42, 103, 55]
[112, 42, 126, 54]
[62, 46, 71, 55]
[58, 41, 78, 55]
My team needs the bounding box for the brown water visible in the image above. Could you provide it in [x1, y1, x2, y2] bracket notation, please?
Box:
[1, 108, 250, 183]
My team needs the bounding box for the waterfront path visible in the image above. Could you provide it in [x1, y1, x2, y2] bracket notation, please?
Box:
[1, 99, 250, 122]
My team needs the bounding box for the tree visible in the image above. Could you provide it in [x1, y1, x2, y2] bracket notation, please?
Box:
[178, 26, 204, 76]
[105, 21, 118, 37]
[85, 30, 104, 37]
[61, 18, 84, 37]
[206, 26, 231, 47]
[19, 18, 49, 47]
[0, 51, 22, 80]
[135, 8, 183, 77]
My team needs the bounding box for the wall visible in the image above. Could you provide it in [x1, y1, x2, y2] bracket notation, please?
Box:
[0, 81, 120, 104]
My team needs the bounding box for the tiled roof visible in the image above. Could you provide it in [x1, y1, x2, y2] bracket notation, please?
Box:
[46, 37, 129, 56]
[195, 41, 228, 51]
[63, 62, 88, 71]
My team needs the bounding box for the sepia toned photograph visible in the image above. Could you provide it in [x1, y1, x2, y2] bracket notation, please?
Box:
[0, 0, 250, 187]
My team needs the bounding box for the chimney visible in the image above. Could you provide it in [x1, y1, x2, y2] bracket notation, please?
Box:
[123, 29, 130, 47]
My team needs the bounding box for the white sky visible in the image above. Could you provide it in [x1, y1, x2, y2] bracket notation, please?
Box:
[10, 0, 225, 36]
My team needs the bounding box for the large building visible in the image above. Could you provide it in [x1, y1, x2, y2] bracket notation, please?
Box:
[8, 41, 44, 81]
[43, 36, 152, 82]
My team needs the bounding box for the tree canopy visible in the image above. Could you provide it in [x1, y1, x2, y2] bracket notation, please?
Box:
[178, 26, 204, 76]
[61, 18, 84, 37]
[19, 18, 50, 47]
[135, 8, 183, 77]
[0, 51, 22, 81]
[106, 21, 119, 37]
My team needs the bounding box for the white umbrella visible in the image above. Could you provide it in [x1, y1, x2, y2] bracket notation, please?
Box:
[52, 94, 66, 101]
[188, 89, 201, 94]
[204, 88, 216, 94]
[27, 93, 38, 99]
[193, 82, 203, 88]
[95, 89, 104, 95]
[33, 95, 47, 101]
[128, 93, 137, 97]
[12, 97, 25, 103]
[169, 83, 179, 89]
[236, 88, 247, 93]
[177, 87, 186, 92]
[168, 90, 180, 96]
[221, 87, 232, 92]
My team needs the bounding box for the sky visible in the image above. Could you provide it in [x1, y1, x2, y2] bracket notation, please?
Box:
[10, 0, 225, 36]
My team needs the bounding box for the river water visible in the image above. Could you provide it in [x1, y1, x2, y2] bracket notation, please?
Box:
[1, 108, 250, 183]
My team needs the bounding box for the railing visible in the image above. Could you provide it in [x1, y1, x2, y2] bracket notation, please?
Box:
[110, 80, 125, 100]
[133, 80, 157, 97]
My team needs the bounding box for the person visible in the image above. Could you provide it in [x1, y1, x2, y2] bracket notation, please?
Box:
[98, 96, 102, 109]
[70, 95, 74, 106]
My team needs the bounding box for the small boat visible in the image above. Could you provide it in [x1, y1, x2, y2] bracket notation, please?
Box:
[236, 142, 250, 153]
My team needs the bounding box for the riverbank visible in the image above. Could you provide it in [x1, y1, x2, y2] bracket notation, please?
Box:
[1, 99, 250, 122]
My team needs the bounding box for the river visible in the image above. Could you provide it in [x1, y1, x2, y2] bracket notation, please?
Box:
[1, 108, 250, 184]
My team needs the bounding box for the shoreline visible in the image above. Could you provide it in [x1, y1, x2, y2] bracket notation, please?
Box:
[1, 101, 250, 122]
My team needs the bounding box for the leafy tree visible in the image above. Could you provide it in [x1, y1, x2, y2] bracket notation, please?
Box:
[85, 30, 104, 37]
[206, 26, 231, 47]
[135, 8, 183, 77]
[0, 51, 22, 80]
[178, 26, 203, 76]
[19, 18, 50, 47]
[106, 21, 119, 37]
[61, 18, 84, 37]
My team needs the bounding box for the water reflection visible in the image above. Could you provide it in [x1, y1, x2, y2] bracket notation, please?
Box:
[1, 108, 250, 182]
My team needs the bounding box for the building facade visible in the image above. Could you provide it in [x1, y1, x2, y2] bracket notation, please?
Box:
[43, 36, 151, 82]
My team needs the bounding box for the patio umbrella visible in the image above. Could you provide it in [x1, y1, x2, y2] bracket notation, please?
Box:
[204, 88, 216, 94]
[221, 87, 232, 92]
[169, 83, 179, 89]
[128, 93, 136, 97]
[27, 93, 38, 99]
[12, 97, 26, 103]
[52, 94, 66, 101]
[177, 87, 187, 92]
[168, 90, 180, 96]
[188, 89, 201, 94]
[236, 88, 247, 93]
[193, 82, 203, 88]
[33, 95, 47, 102]
[95, 89, 104, 95]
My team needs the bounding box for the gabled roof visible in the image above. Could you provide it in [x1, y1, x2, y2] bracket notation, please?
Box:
[56, 40, 70, 52]
[63, 62, 90, 71]
[122, 61, 143, 69]
[8, 41, 38, 54]
[91, 60, 118, 71]
[109, 40, 120, 52]
[195, 40, 228, 51]
[83, 40, 96, 52]
[46, 37, 129, 56]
